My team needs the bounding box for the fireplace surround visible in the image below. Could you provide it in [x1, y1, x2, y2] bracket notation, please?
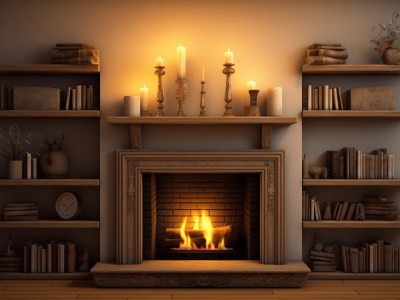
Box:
[92, 150, 310, 287]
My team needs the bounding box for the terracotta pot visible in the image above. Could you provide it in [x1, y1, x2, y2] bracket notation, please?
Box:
[377, 42, 400, 65]
[8, 160, 23, 179]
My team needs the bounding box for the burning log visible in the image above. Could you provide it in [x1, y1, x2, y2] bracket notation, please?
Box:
[165, 225, 232, 238]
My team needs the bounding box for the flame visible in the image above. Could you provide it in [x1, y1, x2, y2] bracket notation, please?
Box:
[178, 210, 226, 250]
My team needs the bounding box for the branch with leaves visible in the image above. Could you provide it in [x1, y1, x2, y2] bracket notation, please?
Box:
[0, 124, 39, 160]
[371, 12, 400, 47]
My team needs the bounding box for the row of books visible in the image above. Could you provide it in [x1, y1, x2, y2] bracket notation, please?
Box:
[341, 240, 400, 273]
[304, 43, 348, 65]
[0, 85, 11, 110]
[327, 148, 395, 180]
[303, 85, 344, 110]
[65, 85, 96, 110]
[51, 43, 100, 65]
[2, 202, 39, 221]
[23, 240, 77, 273]
[302, 191, 366, 221]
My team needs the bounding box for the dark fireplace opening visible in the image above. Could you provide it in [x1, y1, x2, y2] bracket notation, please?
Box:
[142, 173, 260, 260]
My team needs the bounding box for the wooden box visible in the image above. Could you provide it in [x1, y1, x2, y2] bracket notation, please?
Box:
[349, 86, 396, 110]
[13, 86, 60, 110]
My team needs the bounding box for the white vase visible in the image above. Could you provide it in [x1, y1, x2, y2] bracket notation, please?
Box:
[8, 160, 23, 179]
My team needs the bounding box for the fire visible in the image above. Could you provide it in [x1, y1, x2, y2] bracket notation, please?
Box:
[178, 210, 227, 250]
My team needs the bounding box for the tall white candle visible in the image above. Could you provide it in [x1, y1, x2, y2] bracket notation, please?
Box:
[202, 65, 205, 81]
[177, 44, 186, 79]
[139, 85, 148, 112]
[247, 78, 256, 90]
[224, 48, 234, 64]
[124, 95, 141, 117]
[267, 87, 283, 116]
[26, 152, 31, 180]
[156, 56, 164, 67]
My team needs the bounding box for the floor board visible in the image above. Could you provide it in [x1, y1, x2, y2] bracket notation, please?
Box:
[0, 280, 399, 300]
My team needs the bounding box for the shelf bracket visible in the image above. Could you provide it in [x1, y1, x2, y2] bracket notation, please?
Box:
[262, 125, 272, 149]
[129, 125, 142, 149]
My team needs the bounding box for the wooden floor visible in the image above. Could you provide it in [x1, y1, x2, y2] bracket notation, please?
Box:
[0, 279, 399, 299]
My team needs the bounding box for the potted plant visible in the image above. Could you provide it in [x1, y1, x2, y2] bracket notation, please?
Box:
[0, 123, 36, 179]
[371, 12, 400, 64]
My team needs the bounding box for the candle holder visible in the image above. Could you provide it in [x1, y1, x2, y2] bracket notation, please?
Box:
[244, 89, 261, 116]
[199, 80, 206, 116]
[222, 63, 235, 116]
[175, 78, 187, 116]
[154, 66, 166, 117]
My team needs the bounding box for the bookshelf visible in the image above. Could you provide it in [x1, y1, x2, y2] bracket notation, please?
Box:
[0, 64, 100, 279]
[302, 64, 400, 279]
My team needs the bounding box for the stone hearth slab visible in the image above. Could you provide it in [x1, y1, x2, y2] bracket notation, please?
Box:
[91, 260, 310, 288]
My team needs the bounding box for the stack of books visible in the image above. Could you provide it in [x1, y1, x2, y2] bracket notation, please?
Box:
[362, 196, 399, 221]
[309, 250, 336, 272]
[2, 202, 39, 221]
[0, 252, 22, 272]
[305, 43, 348, 65]
[51, 43, 100, 65]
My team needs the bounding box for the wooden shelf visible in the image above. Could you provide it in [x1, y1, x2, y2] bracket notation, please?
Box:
[302, 64, 400, 75]
[0, 272, 91, 280]
[0, 110, 100, 118]
[0, 220, 100, 229]
[107, 116, 297, 149]
[307, 271, 400, 280]
[107, 116, 297, 125]
[303, 110, 400, 118]
[0, 64, 99, 74]
[303, 179, 400, 186]
[303, 220, 400, 229]
[0, 179, 100, 186]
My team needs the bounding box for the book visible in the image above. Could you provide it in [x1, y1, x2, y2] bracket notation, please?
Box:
[308, 43, 346, 50]
[51, 48, 99, 58]
[305, 56, 346, 65]
[67, 242, 76, 273]
[306, 48, 348, 59]
[350, 247, 359, 273]
[52, 56, 100, 65]
[341, 245, 348, 272]
[384, 243, 394, 273]
[55, 43, 96, 49]
[58, 243, 65, 273]
[312, 265, 337, 272]
[310, 250, 335, 259]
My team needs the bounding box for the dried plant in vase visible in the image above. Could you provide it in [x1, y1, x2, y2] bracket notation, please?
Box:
[0, 123, 39, 179]
[371, 12, 400, 64]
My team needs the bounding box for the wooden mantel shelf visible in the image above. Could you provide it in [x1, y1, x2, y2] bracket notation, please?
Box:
[107, 116, 297, 149]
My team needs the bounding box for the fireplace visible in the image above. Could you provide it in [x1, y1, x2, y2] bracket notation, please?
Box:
[92, 150, 309, 287]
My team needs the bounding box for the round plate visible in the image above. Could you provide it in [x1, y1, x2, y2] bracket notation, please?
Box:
[55, 192, 81, 220]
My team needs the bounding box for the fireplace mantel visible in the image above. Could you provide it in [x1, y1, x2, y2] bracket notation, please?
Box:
[106, 116, 297, 149]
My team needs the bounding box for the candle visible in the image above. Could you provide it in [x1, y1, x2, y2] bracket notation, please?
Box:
[139, 84, 148, 112]
[156, 56, 164, 67]
[224, 48, 234, 64]
[202, 65, 205, 81]
[124, 95, 141, 117]
[177, 44, 186, 79]
[32, 157, 37, 179]
[247, 78, 256, 90]
[267, 87, 283, 116]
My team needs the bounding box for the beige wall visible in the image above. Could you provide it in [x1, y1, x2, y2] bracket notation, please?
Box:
[0, 0, 398, 262]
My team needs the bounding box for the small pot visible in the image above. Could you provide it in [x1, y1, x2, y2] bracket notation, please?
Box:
[377, 42, 400, 65]
[8, 160, 23, 179]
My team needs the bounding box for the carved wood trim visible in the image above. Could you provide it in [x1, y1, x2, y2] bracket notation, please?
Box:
[116, 151, 285, 265]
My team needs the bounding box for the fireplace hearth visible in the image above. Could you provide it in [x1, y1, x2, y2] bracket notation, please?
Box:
[91, 150, 309, 287]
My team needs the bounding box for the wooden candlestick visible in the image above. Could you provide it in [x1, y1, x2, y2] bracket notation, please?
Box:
[175, 78, 187, 116]
[222, 63, 235, 116]
[199, 80, 206, 116]
[154, 66, 166, 117]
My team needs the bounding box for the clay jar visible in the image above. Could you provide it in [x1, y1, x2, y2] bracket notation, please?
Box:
[40, 136, 68, 178]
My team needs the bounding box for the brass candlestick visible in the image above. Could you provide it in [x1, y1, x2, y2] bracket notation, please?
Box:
[199, 80, 206, 116]
[154, 66, 166, 117]
[175, 78, 187, 116]
[222, 63, 235, 116]
[244, 89, 261, 116]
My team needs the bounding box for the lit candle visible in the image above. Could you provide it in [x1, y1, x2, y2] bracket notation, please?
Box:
[177, 44, 186, 79]
[139, 84, 148, 112]
[202, 65, 205, 81]
[124, 95, 141, 117]
[247, 78, 256, 90]
[224, 48, 234, 64]
[156, 56, 164, 67]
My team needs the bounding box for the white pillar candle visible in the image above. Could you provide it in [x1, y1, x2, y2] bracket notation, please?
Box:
[267, 87, 283, 116]
[224, 48, 233, 64]
[177, 44, 186, 79]
[156, 56, 164, 67]
[247, 78, 256, 90]
[124, 95, 141, 117]
[139, 85, 148, 112]
[26, 152, 31, 179]
[32, 157, 37, 179]
[202, 65, 205, 81]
